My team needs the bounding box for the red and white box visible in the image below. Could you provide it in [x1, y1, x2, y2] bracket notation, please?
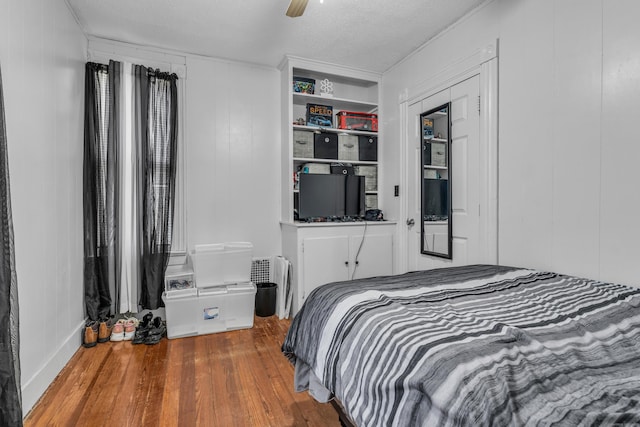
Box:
[336, 111, 378, 132]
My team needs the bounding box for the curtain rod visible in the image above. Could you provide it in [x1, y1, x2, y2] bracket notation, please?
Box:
[86, 61, 178, 81]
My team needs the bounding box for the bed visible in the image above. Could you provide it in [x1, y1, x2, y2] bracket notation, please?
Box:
[282, 264, 640, 427]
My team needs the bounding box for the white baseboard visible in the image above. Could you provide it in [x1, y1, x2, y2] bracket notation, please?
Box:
[21, 319, 84, 417]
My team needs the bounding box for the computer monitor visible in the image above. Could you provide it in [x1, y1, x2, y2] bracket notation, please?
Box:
[298, 174, 365, 220]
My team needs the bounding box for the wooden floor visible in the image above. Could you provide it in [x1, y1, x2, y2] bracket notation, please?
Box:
[24, 316, 340, 427]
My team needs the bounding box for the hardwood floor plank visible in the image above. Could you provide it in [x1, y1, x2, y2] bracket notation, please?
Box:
[136, 340, 170, 426]
[24, 317, 340, 427]
[205, 332, 237, 426]
[193, 334, 215, 426]
[114, 342, 154, 426]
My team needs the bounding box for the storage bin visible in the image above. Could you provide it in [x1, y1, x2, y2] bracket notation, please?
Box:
[358, 135, 377, 161]
[366, 194, 378, 210]
[355, 165, 377, 191]
[293, 130, 314, 158]
[162, 282, 256, 339]
[190, 243, 225, 287]
[189, 242, 253, 287]
[313, 132, 338, 159]
[338, 134, 359, 161]
[224, 242, 253, 285]
[424, 169, 439, 179]
[164, 264, 196, 299]
[431, 142, 446, 167]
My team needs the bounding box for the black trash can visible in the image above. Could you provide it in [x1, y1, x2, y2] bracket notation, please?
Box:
[255, 282, 277, 317]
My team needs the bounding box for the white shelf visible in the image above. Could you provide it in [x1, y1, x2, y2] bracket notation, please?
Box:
[424, 111, 448, 119]
[424, 137, 447, 142]
[293, 124, 377, 137]
[293, 188, 378, 194]
[424, 165, 448, 170]
[281, 57, 382, 222]
[293, 157, 378, 166]
[292, 92, 378, 113]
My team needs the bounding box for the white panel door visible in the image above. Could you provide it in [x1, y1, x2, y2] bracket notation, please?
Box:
[302, 236, 349, 302]
[450, 76, 480, 264]
[407, 75, 481, 271]
[349, 233, 394, 280]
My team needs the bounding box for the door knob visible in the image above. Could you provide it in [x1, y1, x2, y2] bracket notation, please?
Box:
[406, 218, 415, 227]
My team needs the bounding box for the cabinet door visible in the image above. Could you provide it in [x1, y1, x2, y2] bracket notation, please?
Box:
[302, 236, 350, 302]
[349, 233, 393, 280]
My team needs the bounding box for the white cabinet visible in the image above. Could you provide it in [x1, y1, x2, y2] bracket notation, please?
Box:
[282, 221, 395, 315]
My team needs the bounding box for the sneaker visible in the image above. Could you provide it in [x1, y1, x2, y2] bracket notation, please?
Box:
[123, 317, 139, 341]
[83, 321, 99, 348]
[139, 312, 154, 330]
[144, 317, 167, 345]
[110, 319, 126, 342]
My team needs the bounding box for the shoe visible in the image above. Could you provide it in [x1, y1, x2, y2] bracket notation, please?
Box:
[98, 317, 115, 343]
[131, 328, 149, 345]
[83, 321, 99, 348]
[123, 317, 139, 341]
[139, 312, 154, 330]
[145, 317, 166, 345]
[144, 333, 163, 345]
[148, 317, 166, 336]
[110, 319, 126, 342]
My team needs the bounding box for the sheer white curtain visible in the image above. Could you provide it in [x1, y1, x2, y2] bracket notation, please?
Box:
[118, 62, 139, 314]
[116, 63, 179, 313]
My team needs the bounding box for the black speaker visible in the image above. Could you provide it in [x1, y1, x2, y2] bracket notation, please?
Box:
[330, 164, 354, 175]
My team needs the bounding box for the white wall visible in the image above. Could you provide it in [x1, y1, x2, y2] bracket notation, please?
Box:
[87, 39, 283, 259]
[383, 0, 640, 287]
[0, 0, 87, 415]
[186, 56, 281, 257]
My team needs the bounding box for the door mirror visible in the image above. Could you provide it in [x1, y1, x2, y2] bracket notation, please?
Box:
[420, 103, 452, 258]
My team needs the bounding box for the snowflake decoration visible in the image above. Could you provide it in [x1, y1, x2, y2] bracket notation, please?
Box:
[319, 78, 334, 96]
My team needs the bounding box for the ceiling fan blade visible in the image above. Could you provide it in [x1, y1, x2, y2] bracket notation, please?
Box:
[286, 0, 308, 17]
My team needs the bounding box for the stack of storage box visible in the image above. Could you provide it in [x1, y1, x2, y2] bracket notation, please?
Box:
[162, 242, 256, 339]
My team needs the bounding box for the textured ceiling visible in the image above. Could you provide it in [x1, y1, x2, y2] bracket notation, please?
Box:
[66, 0, 486, 73]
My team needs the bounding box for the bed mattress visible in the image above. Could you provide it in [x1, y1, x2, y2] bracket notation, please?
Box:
[282, 264, 640, 426]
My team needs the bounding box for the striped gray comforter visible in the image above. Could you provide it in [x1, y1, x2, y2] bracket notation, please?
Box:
[282, 265, 640, 426]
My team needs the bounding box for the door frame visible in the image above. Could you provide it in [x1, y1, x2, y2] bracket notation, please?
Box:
[398, 39, 499, 272]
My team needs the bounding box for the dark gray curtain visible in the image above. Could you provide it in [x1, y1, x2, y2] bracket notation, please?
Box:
[133, 66, 178, 310]
[0, 64, 23, 426]
[83, 61, 122, 321]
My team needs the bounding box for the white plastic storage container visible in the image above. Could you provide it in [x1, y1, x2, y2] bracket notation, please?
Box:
[223, 242, 253, 284]
[164, 264, 197, 299]
[189, 242, 253, 287]
[162, 282, 256, 339]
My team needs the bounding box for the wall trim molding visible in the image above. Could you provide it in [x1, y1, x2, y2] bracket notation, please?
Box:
[398, 39, 499, 271]
[21, 320, 84, 416]
[404, 39, 497, 106]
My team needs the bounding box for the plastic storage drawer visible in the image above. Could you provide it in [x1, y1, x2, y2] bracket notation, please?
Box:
[162, 282, 256, 339]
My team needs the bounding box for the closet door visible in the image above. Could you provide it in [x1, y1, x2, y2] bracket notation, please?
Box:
[406, 75, 481, 270]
